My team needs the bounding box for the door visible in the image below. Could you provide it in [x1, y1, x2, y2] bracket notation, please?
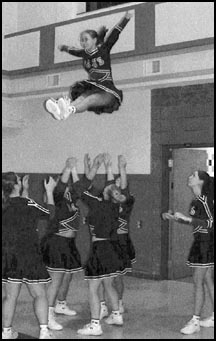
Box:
[168, 148, 210, 279]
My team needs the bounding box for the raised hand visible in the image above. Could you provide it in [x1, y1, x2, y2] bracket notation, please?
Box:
[125, 11, 133, 20]
[65, 157, 77, 170]
[44, 176, 57, 193]
[93, 153, 104, 168]
[103, 153, 112, 168]
[84, 153, 91, 169]
[118, 155, 127, 169]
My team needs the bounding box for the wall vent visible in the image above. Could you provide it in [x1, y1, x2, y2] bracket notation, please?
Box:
[47, 74, 60, 87]
[144, 60, 161, 76]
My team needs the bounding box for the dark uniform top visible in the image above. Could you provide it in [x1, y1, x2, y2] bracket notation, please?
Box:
[73, 177, 119, 240]
[2, 197, 54, 252]
[64, 16, 130, 105]
[52, 180, 80, 233]
[117, 187, 135, 234]
[189, 195, 214, 242]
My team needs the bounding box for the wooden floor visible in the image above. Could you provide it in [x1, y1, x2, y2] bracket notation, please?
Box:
[2, 273, 214, 339]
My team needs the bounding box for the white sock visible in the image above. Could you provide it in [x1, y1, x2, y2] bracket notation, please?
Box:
[49, 306, 55, 313]
[56, 300, 66, 305]
[40, 325, 48, 331]
[119, 299, 123, 306]
[100, 301, 106, 307]
[212, 312, 214, 319]
[3, 327, 12, 333]
[192, 315, 200, 320]
[91, 319, 100, 325]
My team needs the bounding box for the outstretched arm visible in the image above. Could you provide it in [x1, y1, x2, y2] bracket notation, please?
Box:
[84, 153, 92, 178]
[86, 153, 104, 181]
[68, 157, 79, 184]
[105, 11, 133, 50]
[58, 44, 85, 58]
[118, 155, 127, 190]
[104, 153, 114, 182]
[21, 174, 30, 198]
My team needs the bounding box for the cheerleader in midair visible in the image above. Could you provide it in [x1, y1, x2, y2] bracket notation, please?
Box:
[2, 172, 56, 340]
[45, 11, 132, 120]
[162, 170, 214, 335]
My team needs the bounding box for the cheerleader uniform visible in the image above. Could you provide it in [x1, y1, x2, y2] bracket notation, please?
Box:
[115, 187, 136, 273]
[63, 16, 130, 115]
[186, 195, 214, 267]
[2, 197, 54, 284]
[41, 180, 83, 274]
[73, 177, 126, 280]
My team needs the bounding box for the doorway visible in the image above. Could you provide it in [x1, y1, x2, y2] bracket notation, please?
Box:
[162, 146, 214, 280]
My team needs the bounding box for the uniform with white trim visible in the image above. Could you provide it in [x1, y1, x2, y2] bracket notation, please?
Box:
[73, 177, 126, 280]
[114, 186, 136, 273]
[2, 197, 54, 284]
[186, 195, 214, 267]
[63, 16, 130, 115]
[41, 180, 83, 274]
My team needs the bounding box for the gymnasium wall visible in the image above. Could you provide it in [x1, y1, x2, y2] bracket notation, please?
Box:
[2, 89, 151, 175]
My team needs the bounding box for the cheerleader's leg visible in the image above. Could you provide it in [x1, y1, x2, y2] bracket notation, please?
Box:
[98, 282, 109, 319]
[204, 267, 214, 308]
[59, 92, 113, 119]
[27, 283, 49, 325]
[113, 275, 124, 300]
[88, 279, 103, 320]
[103, 277, 123, 326]
[55, 273, 77, 316]
[56, 272, 73, 302]
[193, 267, 208, 316]
[2, 282, 22, 329]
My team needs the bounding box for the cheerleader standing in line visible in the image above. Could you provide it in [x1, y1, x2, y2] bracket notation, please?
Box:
[71, 154, 128, 336]
[45, 11, 133, 120]
[2, 173, 56, 340]
[41, 155, 103, 331]
[99, 155, 136, 319]
[163, 170, 214, 335]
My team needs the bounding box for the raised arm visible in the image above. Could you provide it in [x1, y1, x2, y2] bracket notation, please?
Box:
[53, 160, 71, 204]
[104, 11, 132, 50]
[21, 174, 30, 198]
[58, 44, 85, 58]
[84, 153, 92, 178]
[86, 153, 104, 181]
[68, 157, 79, 184]
[118, 155, 127, 190]
[103, 153, 114, 183]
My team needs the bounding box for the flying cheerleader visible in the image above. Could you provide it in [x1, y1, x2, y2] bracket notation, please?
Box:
[45, 11, 132, 120]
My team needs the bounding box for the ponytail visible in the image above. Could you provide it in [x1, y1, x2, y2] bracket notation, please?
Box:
[2, 172, 17, 210]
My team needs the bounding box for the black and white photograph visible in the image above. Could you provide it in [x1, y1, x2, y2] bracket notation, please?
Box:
[2, 2, 214, 339]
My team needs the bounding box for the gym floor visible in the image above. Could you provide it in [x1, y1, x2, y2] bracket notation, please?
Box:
[2, 273, 214, 339]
